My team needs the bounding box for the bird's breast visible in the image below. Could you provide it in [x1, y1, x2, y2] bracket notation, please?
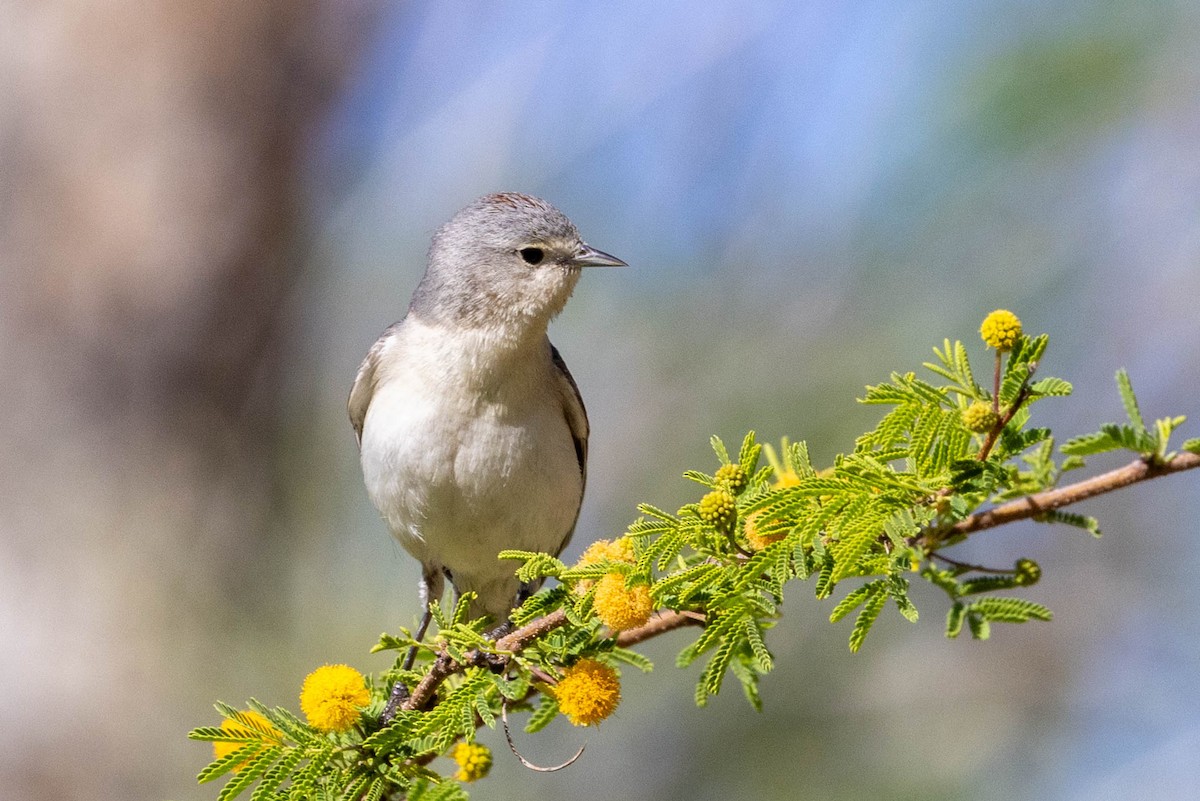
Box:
[358, 327, 583, 574]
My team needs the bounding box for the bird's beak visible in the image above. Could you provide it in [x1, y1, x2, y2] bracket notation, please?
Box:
[572, 243, 627, 268]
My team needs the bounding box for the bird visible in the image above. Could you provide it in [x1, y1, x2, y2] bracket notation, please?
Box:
[349, 191, 625, 657]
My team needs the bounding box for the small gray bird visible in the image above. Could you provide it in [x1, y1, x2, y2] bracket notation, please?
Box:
[349, 192, 625, 644]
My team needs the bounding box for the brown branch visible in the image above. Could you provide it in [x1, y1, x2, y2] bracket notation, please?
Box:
[977, 360, 1034, 462]
[396, 451, 1200, 716]
[496, 609, 569, 652]
[401, 610, 572, 712]
[616, 610, 705, 647]
[933, 451, 1200, 543]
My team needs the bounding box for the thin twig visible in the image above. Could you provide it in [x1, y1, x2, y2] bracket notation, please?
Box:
[977, 366, 1034, 462]
[991, 351, 1002, 415]
[501, 699, 586, 772]
[930, 552, 1012, 574]
[929, 451, 1200, 545]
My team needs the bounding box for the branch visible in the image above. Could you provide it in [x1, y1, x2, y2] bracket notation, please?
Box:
[616, 610, 705, 647]
[400, 609, 704, 712]
[397, 453, 1198, 713]
[943, 451, 1200, 540]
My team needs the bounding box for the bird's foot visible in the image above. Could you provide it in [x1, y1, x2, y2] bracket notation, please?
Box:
[381, 680, 410, 724]
[466, 648, 509, 674]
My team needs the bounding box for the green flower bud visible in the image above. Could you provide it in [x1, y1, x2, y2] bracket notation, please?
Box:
[698, 489, 736, 530]
[1014, 558, 1042, 586]
[962, 401, 1000, 433]
[714, 463, 748, 494]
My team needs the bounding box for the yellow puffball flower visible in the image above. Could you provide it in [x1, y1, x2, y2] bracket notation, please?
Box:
[576, 537, 635, 567]
[451, 741, 493, 783]
[980, 309, 1022, 352]
[573, 537, 636, 593]
[212, 711, 282, 770]
[593, 573, 653, 631]
[743, 508, 786, 551]
[299, 664, 370, 733]
[554, 658, 621, 727]
[772, 469, 801, 489]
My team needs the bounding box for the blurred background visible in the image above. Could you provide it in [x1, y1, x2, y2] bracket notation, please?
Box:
[3, 1, 1199, 799]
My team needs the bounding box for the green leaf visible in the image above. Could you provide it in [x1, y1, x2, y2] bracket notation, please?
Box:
[525, 694, 559, 734]
[1116, 369, 1145, 431]
[1061, 454, 1087, 471]
[1154, 415, 1187, 459]
[500, 552, 565, 583]
[946, 602, 966, 638]
[887, 576, 919, 623]
[955, 340, 977, 395]
[290, 748, 333, 799]
[738, 431, 762, 475]
[1037, 509, 1101, 537]
[249, 748, 303, 801]
[698, 630, 739, 701]
[710, 435, 731, 464]
[1183, 438, 1200, 455]
[999, 363, 1032, 406]
[635, 503, 680, 524]
[216, 747, 279, 801]
[1061, 430, 1120, 456]
[849, 586, 888, 652]
[829, 582, 878, 624]
[829, 499, 892, 582]
[958, 575, 1022, 595]
[1029, 377, 1073, 397]
[361, 777, 386, 801]
[786, 439, 816, 478]
[409, 777, 469, 801]
[967, 613, 991, 640]
[608, 647, 655, 673]
[339, 773, 373, 801]
[729, 654, 764, 712]
[1100, 422, 1156, 453]
[742, 617, 774, 672]
[197, 744, 261, 784]
[968, 596, 1053, 623]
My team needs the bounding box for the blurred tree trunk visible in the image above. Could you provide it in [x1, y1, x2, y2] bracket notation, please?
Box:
[0, 2, 376, 797]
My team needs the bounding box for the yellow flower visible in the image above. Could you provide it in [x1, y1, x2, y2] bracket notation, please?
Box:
[212, 710, 282, 770]
[299, 664, 370, 733]
[451, 741, 492, 782]
[698, 489, 736, 529]
[980, 309, 1022, 352]
[593, 573, 653, 631]
[576, 537, 635, 568]
[554, 659, 621, 727]
[772, 469, 802, 489]
[961, 401, 999, 433]
[574, 537, 636, 593]
[743, 509, 786, 551]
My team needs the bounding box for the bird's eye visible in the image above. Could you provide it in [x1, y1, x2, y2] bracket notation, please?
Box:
[518, 247, 544, 265]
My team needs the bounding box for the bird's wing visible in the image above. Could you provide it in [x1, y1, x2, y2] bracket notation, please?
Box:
[549, 342, 589, 559]
[550, 342, 589, 484]
[348, 322, 401, 445]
